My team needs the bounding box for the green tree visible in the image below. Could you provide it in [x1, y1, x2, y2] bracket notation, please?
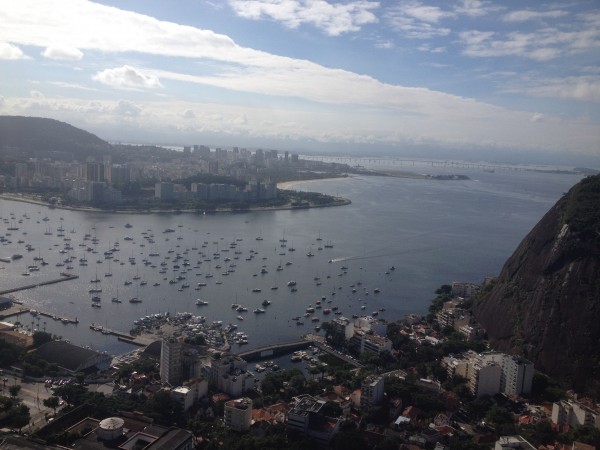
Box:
[43, 396, 60, 414]
[9, 404, 30, 431]
[8, 384, 21, 399]
[54, 383, 88, 406]
[485, 405, 514, 427]
[32, 331, 53, 348]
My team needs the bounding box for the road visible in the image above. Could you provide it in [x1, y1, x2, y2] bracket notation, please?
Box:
[1, 374, 57, 433]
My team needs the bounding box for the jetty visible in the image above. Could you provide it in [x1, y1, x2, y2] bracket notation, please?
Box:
[89, 323, 155, 347]
[0, 273, 79, 296]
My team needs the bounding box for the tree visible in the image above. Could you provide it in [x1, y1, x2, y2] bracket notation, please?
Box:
[485, 405, 514, 427]
[54, 383, 88, 406]
[8, 384, 21, 399]
[32, 331, 53, 348]
[8, 404, 30, 431]
[43, 396, 60, 414]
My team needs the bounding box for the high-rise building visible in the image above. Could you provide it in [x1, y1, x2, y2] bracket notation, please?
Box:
[224, 398, 253, 431]
[86, 162, 104, 182]
[361, 375, 384, 409]
[160, 338, 183, 386]
[501, 355, 534, 396]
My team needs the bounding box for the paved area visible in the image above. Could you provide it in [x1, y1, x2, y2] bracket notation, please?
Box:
[0, 374, 58, 433]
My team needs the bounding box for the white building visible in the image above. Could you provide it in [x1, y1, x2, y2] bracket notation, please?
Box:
[224, 397, 253, 432]
[208, 353, 255, 396]
[444, 351, 533, 398]
[494, 435, 536, 450]
[350, 330, 392, 355]
[469, 360, 502, 398]
[361, 375, 384, 409]
[170, 378, 208, 411]
[552, 400, 600, 430]
[501, 355, 534, 396]
[160, 338, 183, 386]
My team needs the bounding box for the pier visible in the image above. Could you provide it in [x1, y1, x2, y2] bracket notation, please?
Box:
[0, 273, 79, 296]
[90, 323, 155, 347]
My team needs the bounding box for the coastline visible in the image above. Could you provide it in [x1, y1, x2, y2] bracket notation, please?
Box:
[276, 176, 354, 190]
[0, 192, 351, 215]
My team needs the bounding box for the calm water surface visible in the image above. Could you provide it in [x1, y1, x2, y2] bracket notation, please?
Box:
[0, 167, 582, 355]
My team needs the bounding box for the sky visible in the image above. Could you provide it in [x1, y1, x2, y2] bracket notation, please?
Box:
[1, 0, 599, 165]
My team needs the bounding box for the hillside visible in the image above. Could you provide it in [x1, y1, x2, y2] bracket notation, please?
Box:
[0, 116, 111, 161]
[473, 174, 600, 395]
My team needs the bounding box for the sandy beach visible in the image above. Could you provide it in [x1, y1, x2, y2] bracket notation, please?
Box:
[276, 176, 353, 190]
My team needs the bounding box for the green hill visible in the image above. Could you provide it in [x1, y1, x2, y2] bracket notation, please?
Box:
[0, 116, 111, 161]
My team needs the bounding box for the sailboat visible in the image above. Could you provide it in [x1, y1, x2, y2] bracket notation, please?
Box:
[111, 287, 122, 303]
[105, 260, 113, 277]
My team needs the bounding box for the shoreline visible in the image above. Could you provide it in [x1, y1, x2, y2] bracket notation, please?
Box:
[276, 176, 354, 190]
[0, 192, 351, 215]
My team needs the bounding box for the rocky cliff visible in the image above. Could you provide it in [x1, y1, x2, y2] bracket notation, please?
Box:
[473, 174, 600, 395]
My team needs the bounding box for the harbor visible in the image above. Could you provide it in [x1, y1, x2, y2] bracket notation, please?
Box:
[0, 169, 579, 356]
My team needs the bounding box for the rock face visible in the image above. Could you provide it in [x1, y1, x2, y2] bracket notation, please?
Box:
[473, 174, 600, 394]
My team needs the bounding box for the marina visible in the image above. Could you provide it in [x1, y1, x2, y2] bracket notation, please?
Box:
[0, 169, 581, 357]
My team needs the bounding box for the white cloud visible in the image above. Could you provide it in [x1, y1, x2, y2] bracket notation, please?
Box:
[453, 0, 502, 18]
[503, 9, 568, 23]
[384, 3, 451, 39]
[228, 0, 379, 36]
[93, 66, 162, 89]
[521, 76, 600, 103]
[47, 81, 96, 91]
[182, 109, 196, 119]
[374, 39, 394, 49]
[113, 100, 142, 116]
[530, 113, 543, 122]
[30, 90, 44, 98]
[0, 95, 4, 107]
[41, 45, 83, 60]
[0, 42, 27, 59]
[458, 25, 600, 61]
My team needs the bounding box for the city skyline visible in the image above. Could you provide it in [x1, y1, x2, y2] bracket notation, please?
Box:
[1, 0, 599, 165]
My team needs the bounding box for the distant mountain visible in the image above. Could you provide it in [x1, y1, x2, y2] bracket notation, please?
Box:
[0, 116, 111, 161]
[473, 174, 600, 395]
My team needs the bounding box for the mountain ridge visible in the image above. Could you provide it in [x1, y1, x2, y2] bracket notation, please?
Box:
[0, 115, 111, 161]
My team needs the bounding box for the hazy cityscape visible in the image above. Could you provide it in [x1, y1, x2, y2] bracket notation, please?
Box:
[1, 1, 600, 450]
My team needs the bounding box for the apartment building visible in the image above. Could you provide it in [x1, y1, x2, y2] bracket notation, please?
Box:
[224, 397, 253, 432]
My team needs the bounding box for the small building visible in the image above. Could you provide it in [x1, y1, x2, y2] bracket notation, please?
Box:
[494, 435, 536, 450]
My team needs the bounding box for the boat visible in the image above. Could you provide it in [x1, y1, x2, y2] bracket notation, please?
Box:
[262, 300, 271, 306]
[195, 299, 209, 306]
[253, 308, 265, 314]
[91, 296, 101, 302]
[252, 288, 261, 293]
[129, 297, 142, 303]
[91, 303, 101, 308]
[237, 315, 244, 321]
[111, 297, 122, 303]
[286, 280, 297, 287]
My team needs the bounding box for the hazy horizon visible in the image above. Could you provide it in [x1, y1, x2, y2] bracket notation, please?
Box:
[1, 1, 599, 166]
